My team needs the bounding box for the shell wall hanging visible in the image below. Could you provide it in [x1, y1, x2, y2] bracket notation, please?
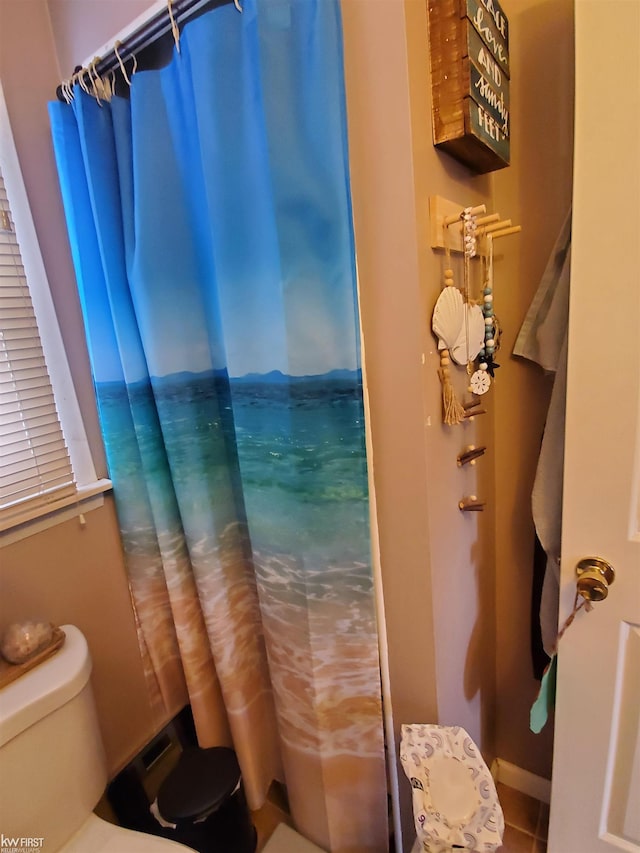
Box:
[429, 196, 521, 427]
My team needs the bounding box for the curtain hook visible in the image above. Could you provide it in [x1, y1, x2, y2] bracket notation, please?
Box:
[167, 0, 181, 53]
[233, 0, 243, 12]
[98, 63, 114, 102]
[78, 67, 91, 95]
[114, 41, 132, 86]
[62, 79, 73, 104]
[88, 59, 103, 106]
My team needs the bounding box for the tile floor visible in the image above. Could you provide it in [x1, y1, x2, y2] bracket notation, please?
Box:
[252, 782, 549, 853]
[252, 797, 294, 852]
[496, 783, 549, 853]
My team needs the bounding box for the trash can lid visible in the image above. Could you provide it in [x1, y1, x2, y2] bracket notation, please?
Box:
[157, 746, 242, 823]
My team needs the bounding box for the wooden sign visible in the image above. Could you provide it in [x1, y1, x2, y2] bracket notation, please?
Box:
[427, 0, 511, 174]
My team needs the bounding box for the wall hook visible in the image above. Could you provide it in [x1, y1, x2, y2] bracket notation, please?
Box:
[459, 496, 486, 511]
[491, 225, 522, 239]
[457, 445, 487, 466]
[463, 403, 486, 419]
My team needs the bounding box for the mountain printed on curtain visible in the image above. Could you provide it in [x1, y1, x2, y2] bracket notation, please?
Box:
[49, 0, 388, 850]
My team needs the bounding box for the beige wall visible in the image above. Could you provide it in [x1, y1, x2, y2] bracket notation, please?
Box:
[342, 1, 496, 844]
[0, 0, 574, 843]
[344, 0, 574, 841]
[491, 0, 574, 778]
[47, 0, 157, 76]
[0, 0, 104, 473]
[0, 0, 162, 775]
[0, 504, 157, 772]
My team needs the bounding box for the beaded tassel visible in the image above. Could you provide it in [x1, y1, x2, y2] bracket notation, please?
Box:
[439, 347, 466, 425]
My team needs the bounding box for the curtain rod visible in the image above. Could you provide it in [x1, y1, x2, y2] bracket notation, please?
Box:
[56, 0, 231, 101]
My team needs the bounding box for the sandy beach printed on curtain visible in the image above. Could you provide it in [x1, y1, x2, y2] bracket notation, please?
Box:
[96, 363, 384, 760]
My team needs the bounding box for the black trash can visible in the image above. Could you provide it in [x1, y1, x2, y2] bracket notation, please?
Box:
[156, 746, 257, 853]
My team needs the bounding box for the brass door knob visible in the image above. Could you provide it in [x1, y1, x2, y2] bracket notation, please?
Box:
[575, 557, 615, 602]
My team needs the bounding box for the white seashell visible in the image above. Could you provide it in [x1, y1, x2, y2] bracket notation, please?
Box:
[433, 288, 486, 364]
[450, 303, 486, 364]
[432, 286, 464, 351]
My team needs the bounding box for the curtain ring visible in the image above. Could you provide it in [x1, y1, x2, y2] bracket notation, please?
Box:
[114, 41, 132, 86]
[233, 0, 243, 12]
[167, 0, 181, 53]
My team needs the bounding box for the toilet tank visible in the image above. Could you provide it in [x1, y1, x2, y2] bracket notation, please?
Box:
[0, 625, 108, 853]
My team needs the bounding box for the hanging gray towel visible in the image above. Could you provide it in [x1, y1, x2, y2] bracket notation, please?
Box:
[513, 210, 571, 655]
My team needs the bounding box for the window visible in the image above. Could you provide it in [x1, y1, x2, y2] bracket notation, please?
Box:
[0, 81, 107, 536]
[0, 168, 76, 516]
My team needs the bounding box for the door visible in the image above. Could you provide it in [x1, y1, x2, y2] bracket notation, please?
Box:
[549, 3, 640, 852]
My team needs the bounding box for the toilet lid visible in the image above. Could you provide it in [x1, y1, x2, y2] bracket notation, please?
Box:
[428, 754, 478, 824]
[60, 814, 192, 852]
[400, 724, 504, 852]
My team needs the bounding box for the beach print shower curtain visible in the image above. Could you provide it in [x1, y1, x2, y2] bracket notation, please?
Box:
[49, 0, 387, 850]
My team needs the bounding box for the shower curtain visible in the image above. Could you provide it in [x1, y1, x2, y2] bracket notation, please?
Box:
[49, 1, 387, 850]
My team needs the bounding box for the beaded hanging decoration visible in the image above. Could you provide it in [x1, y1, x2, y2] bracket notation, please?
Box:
[469, 232, 500, 395]
[432, 207, 485, 425]
[431, 202, 516, 424]
[461, 209, 485, 372]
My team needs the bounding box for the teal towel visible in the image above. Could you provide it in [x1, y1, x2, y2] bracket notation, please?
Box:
[530, 654, 557, 733]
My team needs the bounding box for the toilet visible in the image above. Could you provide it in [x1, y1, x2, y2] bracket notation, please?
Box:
[400, 724, 504, 853]
[0, 624, 192, 853]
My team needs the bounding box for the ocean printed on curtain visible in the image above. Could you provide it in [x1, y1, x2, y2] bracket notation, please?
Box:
[49, 0, 387, 850]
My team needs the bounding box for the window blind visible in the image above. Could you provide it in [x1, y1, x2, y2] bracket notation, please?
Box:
[0, 169, 76, 518]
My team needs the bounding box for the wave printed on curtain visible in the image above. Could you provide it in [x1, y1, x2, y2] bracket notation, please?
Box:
[99, 366, 384, 848]
[49, 0, 387, 850]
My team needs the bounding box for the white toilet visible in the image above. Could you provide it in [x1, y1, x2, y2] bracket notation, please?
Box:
[401, 724, 504, 853]
[0, 624, 192, 853]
